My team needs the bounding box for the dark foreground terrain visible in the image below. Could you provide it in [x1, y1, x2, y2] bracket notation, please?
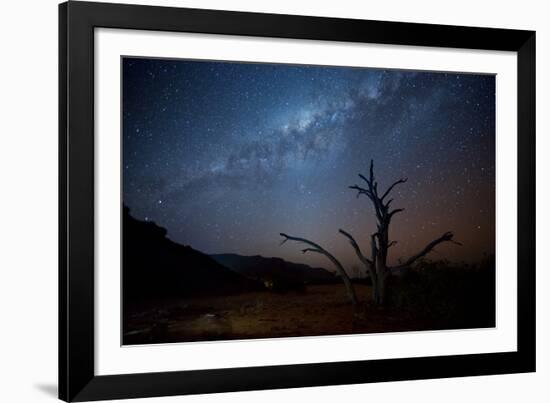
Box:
[122, 207, 495, 345]
[123, 276, 494, 345]
[123, 284, 413, 344]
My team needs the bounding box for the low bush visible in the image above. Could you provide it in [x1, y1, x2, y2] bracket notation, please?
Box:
[388, 256, 495, 329]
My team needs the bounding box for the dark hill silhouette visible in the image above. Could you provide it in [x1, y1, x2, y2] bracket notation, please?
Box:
[123, 206, 260, 300]
[210, 253, 337, 286]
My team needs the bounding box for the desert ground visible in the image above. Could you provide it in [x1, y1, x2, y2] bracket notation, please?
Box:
[123, 283, 460, 345]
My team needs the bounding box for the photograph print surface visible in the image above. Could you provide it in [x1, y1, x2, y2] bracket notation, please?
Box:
[122, 57, 495, 345]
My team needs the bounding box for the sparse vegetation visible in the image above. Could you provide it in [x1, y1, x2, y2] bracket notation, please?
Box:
[124, 257, 495, 345]
[388, 256, 495, 329]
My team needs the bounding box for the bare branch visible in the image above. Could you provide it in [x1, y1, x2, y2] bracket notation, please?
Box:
[349, 185, 372, 199]
[280, 233, 358, 305]
[391, 231, 459, 271]
[388, 208, 405, 218]
[351, 161, 390, 223]
[369, 159, 374, 183]
[381, 178, 408, 200]
[349, 185, 383, 220]
[358, 173, 371, 186]
[280, 233, 324, 252]
[339, 229, 373, 267]
[388, 240, 397, 248]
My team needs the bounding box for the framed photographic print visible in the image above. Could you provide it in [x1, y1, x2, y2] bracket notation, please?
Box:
[59, 1, 536, 401]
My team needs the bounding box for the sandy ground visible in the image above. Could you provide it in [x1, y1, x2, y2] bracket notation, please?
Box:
[122, 284, 442, 345]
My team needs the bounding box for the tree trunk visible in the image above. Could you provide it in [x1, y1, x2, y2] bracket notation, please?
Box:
[372, 266, 389, 305]
[371, 277, 380, 304]
[373, 223, 390, 305]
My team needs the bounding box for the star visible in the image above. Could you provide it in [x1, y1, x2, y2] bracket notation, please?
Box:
[122, 57, 495, 266]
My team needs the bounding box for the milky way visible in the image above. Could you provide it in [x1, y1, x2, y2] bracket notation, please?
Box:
[122, 57, 495, 273]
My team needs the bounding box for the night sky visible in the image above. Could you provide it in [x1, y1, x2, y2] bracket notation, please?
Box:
[122, 57, 495, 273]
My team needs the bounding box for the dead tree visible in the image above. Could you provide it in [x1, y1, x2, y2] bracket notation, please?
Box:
[280, 160, 459, 307]
[279, 233, 359, 306]
[344, 160, 460, 305]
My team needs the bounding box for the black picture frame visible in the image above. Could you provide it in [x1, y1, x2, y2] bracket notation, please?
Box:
[59, 1, 536, 401]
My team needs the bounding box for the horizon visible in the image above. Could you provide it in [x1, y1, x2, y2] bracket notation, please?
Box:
[124, 205, 495, 277]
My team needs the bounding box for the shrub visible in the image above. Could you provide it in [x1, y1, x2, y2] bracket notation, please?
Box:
[388, 256, 495, 329]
